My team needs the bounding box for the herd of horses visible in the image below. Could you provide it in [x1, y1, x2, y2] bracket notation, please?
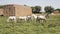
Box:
[7, 13, 49, 23]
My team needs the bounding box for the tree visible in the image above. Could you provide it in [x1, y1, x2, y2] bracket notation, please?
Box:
[44, 6, 54, 14]
[0, 5, 4, 8]
[35, 6, 41, 13]
[24, 4, 27, 6]
[31, 6, 41, 13]
[55, 8, 60, 13]
[31, 6, 35, 13]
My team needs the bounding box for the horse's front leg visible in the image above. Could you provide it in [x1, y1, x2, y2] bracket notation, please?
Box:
[38, 19, 41, 23]
[42, 20, 44, 23]
[14, 19, 16, 23]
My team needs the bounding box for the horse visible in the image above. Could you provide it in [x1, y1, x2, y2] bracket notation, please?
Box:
[37, 15, 46, 23]
[37, 13, 49, 23]
[31, 14, 38, 22]
[26, 16, 32, 21]
[18, 16, 27, 22]
[7, 16, 16, 22]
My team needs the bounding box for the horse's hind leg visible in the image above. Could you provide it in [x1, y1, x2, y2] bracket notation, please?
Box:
[44, 19, 46, 23]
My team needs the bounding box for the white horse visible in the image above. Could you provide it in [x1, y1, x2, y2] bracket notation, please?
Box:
[18, 16, 27, 21]
[7, 16, 16, 22]
[31, 14, 38, 22]
[37, 15, 46, 23]
[27, 16, 31, 21]
[37, 13, 49, 23]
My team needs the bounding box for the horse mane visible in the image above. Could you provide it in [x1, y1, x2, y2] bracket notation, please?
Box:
[44, 13, 49, 18]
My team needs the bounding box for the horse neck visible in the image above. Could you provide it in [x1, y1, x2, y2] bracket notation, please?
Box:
[44, 13, 49, 18]
[31, 15, 37, 18]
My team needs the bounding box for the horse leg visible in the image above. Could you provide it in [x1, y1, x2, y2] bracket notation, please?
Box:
[13, 17, 16, 23]
[26, 18, 29, 23]
[25, 18, 27, 23]
[44, 19, 46, 23]
[41, 19, 45, 26]
[14, 19, 16, 23]
[42, 19, 46, 23]
[37, 18, 40, 23]
[35, 19, 36, 23]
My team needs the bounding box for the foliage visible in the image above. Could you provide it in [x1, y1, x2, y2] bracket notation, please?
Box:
[55, 8, 60, 13]
[0, 5, 4, 8]
[44, 6, 54, 14]
[31, 6, 41, 13]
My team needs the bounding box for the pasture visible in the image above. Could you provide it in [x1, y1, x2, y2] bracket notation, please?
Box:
[0, 15, 60, 34]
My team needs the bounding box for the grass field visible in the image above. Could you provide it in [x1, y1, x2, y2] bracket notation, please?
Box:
[0, 15, 60, 34]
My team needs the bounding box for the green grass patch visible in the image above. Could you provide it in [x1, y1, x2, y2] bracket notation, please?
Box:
[0, 15, 60, 34]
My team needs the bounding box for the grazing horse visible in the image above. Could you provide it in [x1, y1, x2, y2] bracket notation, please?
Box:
[17, 16, 32, 22]
[7, 16, 16, 22]
[32, 14, 38, 22]
[27, 16, 31, 21]
[18, 16, 27, 21]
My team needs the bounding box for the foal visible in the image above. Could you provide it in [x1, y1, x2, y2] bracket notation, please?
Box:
[7, 16, 16, 22]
